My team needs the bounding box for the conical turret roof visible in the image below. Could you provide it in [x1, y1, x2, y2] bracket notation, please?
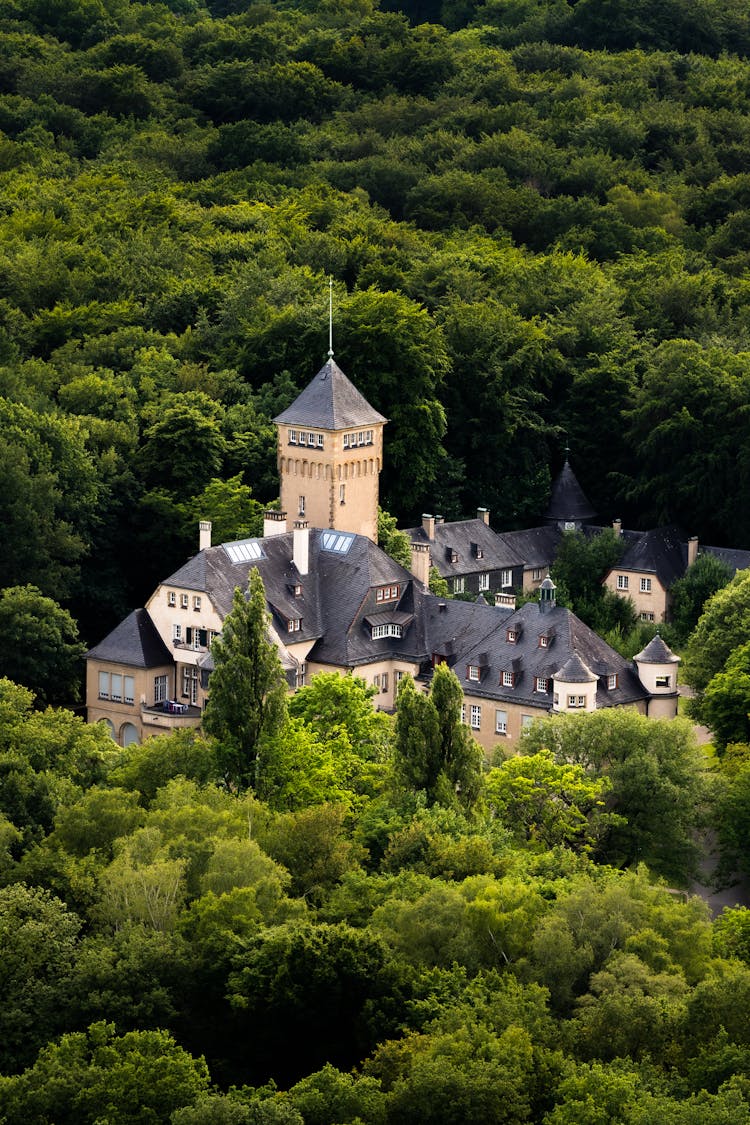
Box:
[274, 358, 387, 430]
[634, 633, 680, 664]
[554, 653, 596, 683]
[544, 459, 596, 523]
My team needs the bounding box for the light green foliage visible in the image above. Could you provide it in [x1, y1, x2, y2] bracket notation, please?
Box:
[187, 474, 264, 544]
[712, 746, 750, 883]
[104, 729, 220, 801]
[203, 569, 288, 789]
[256, 802, 364, 903]
[713, 906, 750, 964]
[520, 710, 706, 883]
[701, 642, 750, 751]
[486, 749, 615, 852]
[377, 506, 412, 570]
[670, 553, 732, 646]
[285, 1064, 386, 1125]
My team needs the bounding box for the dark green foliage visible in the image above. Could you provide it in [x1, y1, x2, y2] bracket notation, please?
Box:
[0, 586, 85, 705]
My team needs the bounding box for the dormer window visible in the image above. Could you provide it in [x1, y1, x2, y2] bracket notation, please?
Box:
[501, 670, 515, 687]
[539, 634, 549, 648]
[451, 550, 458, 564]
[472, 543, 483, 559]
[467, 665, 481, 682]
[607, 673, 618, 690]
[372, 623, 402, 639]
[376, 585, 400, 603]
[293, 583, 302, 597]
[534, 677, 549, 693]
[287, 617, 302, 633]
[506, 628, 517, 643]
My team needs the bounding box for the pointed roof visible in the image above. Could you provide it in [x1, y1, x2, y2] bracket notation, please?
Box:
[544, 459, 596, 523]
[274, 358, 387, 430]
[634, 634, 680, 664]
[86, 609, 172, 668]
[555, 653, 597, 683]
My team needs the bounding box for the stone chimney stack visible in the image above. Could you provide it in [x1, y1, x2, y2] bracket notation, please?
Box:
[687, 536, 699, 567]
[612, 518, 622, 535]
[477, 507, 490, 525]
[293, 520, 309, 576]
[410, 541, 431, 589]
[422, 513, 435, 540]
[199, 520, 212, 551]
[264, 510, 287, 538]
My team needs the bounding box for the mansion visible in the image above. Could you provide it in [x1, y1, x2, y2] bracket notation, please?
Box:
[87, 357, 682, 754]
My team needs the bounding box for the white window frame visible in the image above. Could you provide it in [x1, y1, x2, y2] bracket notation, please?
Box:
[495, 709, 507, 735]
[124, 675, 134, 704]
[607, 673, 618, 690]
[468, 665, 480, 682]
[180, 593, 189, 609]
[502, 670, 514, 687]
[287, 618, 301, 633]
[539, 635, 549, 648]
[478, 572, 490, 591]
[372, 623, 402, 639]
[507, 629, 517, 643]
[98, 671, 109, 699]
[535, 677, 549, 693]
[453, 576, 465, 593]
[470, 705, 481, 729]
[640, 577, 652, 593]
[461, 704, 466, 724]
[640, 611, 655, 622]
[568, 694, 586, 708]
[154, 674, 168, 704]
[617, 575, 629, 591]
[173, 624, 182, 642]
[193, 596, 201, 611]
[289, 429, 298, 445]
[167, 591, 176, 607]
[501, 569, 512, 587]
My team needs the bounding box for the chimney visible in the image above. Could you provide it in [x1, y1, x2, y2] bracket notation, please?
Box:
[264, 510, 287, 538]
[199, 520, 212, 551]
[688, 536, 699, 567]
[612, 518, 622, 535]
[293, 520, 309, 576]
[410, 541, 431, 589]
[477, 507, 490, 525]
[435, 514, 445, 526]
[422, 513, 435, 540]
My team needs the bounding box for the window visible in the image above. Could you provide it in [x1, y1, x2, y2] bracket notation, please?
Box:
[553, 692, 559, 706]
[381, 672, 389, 692]
[372, 623, 402, 639]
[506, 629, 517, 643]
[98, 671, 110, 699]
[180, 593, 189, 608]
[287, 618, 301, 632]
[124, 676, 134, 704]
[182, 667, 198, 704]
[373, 674, 380, 690]
[617, 575, 629, 591]
[475, 546, 484, 560]
[317, 434, 324, 447]
[495, 709, 507, 735]
[521, 715, 533, 729]
[640, 611, 655, 622]
[450, 550, 459, 564]
[293, 583, 302, 597]
[167, 591, 176, 607]
[289, 429, 298, 444]
[299, 495, 305, 516]
[339, 484, 345, 504]
[468, 665, 480, 682]
[568, 695, 586, 708]
[173, 624, 182, 642]
[308, 432, 315, 446]
[532, 568, 544, 581]
[478, 573, 490, 591]
[535, 677, 549, 693]
[655, 675, 672, 689]
[640, 577, 652, 593]
[501, 569, 512, 587]
[501, 670, 514, 687]
[193, 596, 201, 611]
[461, 704, 466, 724]
[154, 675, 168, 704]
[539, 635, 549, 648]
[470, 705, 481, 729]
[111, 673, 122, 702]
[453, 576, 465, 593]
[607, 673, 618, 690]
[376, 585, 400, 602]
[395, 670, 407, 686]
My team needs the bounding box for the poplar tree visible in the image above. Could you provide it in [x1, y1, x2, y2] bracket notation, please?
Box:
[203, 568, 287, 789]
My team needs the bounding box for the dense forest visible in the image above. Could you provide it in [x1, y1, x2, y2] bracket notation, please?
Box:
[5, 0, 750, 1119]
[4, 0, 750, 642]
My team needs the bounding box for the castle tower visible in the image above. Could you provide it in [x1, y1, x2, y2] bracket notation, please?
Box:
[544, 456, 596, 532]
[273, 358, 387, 543]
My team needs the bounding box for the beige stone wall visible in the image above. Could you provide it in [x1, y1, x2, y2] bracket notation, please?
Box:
[146, 584, 223, 652]
[460, 691, 553, 758]
[86, 659, 174, 745]
[522, 566, 550, 594]
[305, 657, 420, 711]
[603, 570, 669, 622]
[278, 426, 384, 543]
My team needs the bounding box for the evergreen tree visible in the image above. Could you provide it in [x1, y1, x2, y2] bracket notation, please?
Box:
[203, 569, 287, 789]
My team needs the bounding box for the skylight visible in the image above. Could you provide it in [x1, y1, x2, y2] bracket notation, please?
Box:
[223, 540, 264, 564]
[321, 531, 354, 554]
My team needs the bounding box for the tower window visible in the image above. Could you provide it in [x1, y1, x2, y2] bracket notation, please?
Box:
[340, 484, 346, 504]
[299, 495, 305, 516]
[288, 429, 298, 444]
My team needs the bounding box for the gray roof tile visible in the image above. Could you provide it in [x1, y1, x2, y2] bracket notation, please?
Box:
[274, 359, 386, 429]
[87, 609, 172, 668]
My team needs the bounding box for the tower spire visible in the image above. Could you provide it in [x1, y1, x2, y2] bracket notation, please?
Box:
[328, 277, 334, 359]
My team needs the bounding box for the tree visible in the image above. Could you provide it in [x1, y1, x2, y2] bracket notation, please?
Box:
[684, 570, 750, 696]
[701, 644, 750, 751]
[0, 585, 86, 704]
[377, 507, 412, 570]
[670, 553, 732, 646]
[203, 569, 287, 789]
[550, 529, 630, 630]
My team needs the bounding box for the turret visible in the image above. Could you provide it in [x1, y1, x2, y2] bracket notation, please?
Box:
[553, 654, 598, 713]
[634, 633, 680, 718]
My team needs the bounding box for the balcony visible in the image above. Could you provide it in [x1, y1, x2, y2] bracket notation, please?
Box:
[141, 700, 202, 731]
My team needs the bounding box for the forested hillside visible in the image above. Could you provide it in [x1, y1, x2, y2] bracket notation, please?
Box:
[4, 0, 750, 641]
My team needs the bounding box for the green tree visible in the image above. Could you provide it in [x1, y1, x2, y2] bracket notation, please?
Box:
[203, 569, 287, 789]
[0, 585, 86, 704]
[377, 506, 412, 570]
[670, 553, 732, 646]
[684, 570, 750, 696]
[701, 643, 750, 751]
[187, 475, 263, 545]
[550, 529, 630, 630]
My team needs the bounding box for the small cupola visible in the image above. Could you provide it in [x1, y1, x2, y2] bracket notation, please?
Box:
[539, 576, 557, 614]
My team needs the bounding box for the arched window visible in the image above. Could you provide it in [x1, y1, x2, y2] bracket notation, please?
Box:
[120, 722, 139, 747]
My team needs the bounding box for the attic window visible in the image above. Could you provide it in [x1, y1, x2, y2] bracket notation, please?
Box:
[539, 635, 549, 648]
[287, 618, 302, 633]
[535, 677, 549, 693]
[472, 543, 483, 559]
[372, 623, 402, 639]
[293, 583, 302, 597]
[376, 585, 400, 602]
[501, 670, 515, 687]
[506, 628, 518, 643]
[167, 591, 176, 607]
[451, 550, 458, 564]
[607, 673, 618, 690]
[467, 665, 481, 682]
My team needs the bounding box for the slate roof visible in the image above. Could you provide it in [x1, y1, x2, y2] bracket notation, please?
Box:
[544, 460, 596, 523]
[701, 545, 750, 575]
[86, 609, 172, 668]
[556, 653, 596, 682]
[634, 634, 680, 664]
[499, 525, 562, 570]
[615, 525, 687, 587]
[454, 600, 648, 710]
[273, 359, 387, 430]
[404, 517, 526, 578]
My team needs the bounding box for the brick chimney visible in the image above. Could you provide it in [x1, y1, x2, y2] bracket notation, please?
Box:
[293, 520, 309, 576]
[422, 513, 435, 540]
[688, 536, 699, 567]
[612, 518, 622, 535]
[264, 510, 287, 538]
[477, 507, 490, 525]
[199, 520, 212, 551]
[410, 541, 431, 589]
